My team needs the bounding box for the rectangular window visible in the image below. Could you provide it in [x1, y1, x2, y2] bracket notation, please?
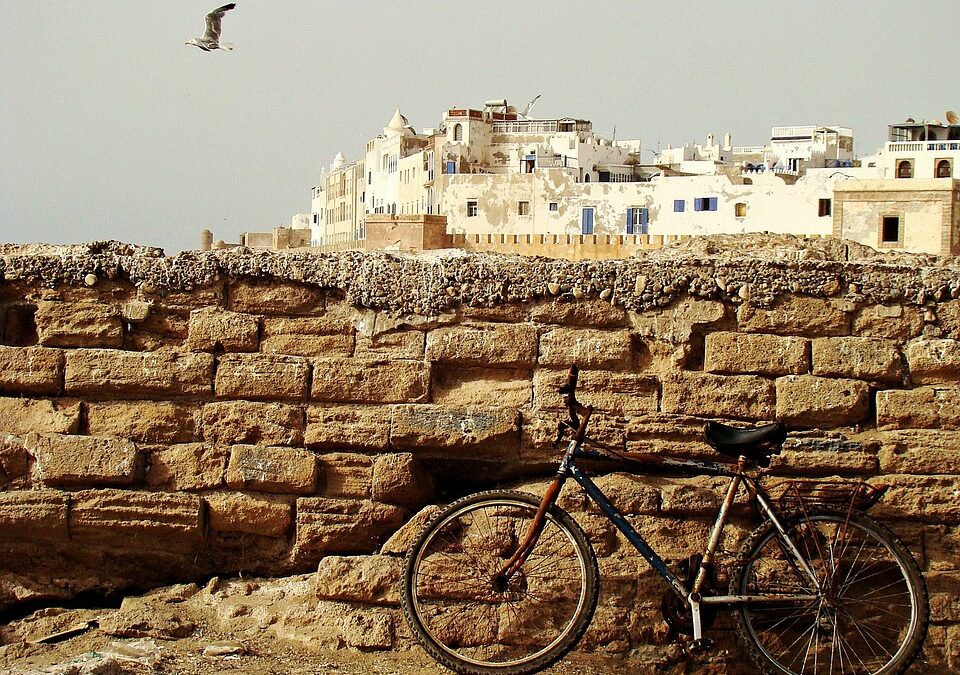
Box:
[548, 202, 559, 212]
[674, 199, 685, 212]
[581, 207, 595, 235]
[626, 207, 648, 234]
[735, 202, 747, 218]
[818, 198, 832, 217]
[446, 161, 456, 175]
[881, 215, 901, 244]
[467, 200, 478, 217]
[518, 201, 530, 216]
[694, 197, 717, 211]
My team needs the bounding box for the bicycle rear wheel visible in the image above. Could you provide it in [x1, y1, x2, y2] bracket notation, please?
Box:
[401, 490, 599, 675]
[730, 506, 928, 674]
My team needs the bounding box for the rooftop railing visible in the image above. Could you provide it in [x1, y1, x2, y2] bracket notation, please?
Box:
[887, 141, 960, 153]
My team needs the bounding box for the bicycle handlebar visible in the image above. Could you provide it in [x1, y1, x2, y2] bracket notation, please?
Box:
[553, 364, 593, 447]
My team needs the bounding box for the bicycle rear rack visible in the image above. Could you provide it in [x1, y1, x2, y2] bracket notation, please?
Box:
[775, 479, 888, 512]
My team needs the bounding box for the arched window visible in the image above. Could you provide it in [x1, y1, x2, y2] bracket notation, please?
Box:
[453, 124, 463, 141]
[897, 160, 913, 178]
[584, 174, 591, 183]
[936, 159, 952, 178]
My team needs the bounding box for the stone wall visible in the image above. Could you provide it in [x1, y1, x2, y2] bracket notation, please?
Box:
[0, 237, 958, 669]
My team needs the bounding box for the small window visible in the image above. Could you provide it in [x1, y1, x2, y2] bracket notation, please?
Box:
[936, 159, 953, 178]
[881, 215, 901, 244]
[694, 197, 717, 211]
[896, 160, 913, 178]
[453, 123, 463, 141]
[548, 202, 559, 212]
[467, 200, 478, 217]
[518, 201, 530, 216]
[581, 207, 595, 235]
[818, 198, 832, 217]
[674, 199, 685, 212]
[735, 202, 747, 218]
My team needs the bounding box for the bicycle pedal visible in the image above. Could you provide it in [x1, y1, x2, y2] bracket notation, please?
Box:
[690, 637, 715, 652]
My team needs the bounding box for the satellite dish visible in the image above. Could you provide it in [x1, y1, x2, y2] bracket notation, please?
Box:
[947, 110, 959, 125]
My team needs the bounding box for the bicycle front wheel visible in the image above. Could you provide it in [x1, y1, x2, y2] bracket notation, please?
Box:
[730, 506, 929, 674]
[401, 490, 599, 675]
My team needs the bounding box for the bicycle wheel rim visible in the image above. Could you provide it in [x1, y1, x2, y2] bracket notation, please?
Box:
[738, 512, 923, 674]
[407, 497, 591, 670]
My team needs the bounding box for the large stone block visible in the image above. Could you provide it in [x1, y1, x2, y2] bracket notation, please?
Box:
[201, 401, 305, 446]
[0, 433, 30, 488]
[185, 307, 259, 352]
[215, 354, 310, 400]
[770, 435, 879, 476]
[628, 299, 727, 344]
[0, 346, 63, 395]
[853, 304, 924, 341]
[311, 359, 429, 404]
[26, 433, 141, 487]
[937, 299, 960, 339]
[704, 332, 809, 376]
[304, 405, 391, 451]
[69, 489, 205, 552]
[205, 491, 292, 538]
[775, 375, 870, 427]
[86, 401, 197, 444]
[390, 405, 520, 459]
[432, 366, 532, 408]
[0, 397, 80, 435]
[533, 368, 658, 415]
[225, 444, 318, 495]
[425, 323, 537, 367]
[590, 473, 659, 515]
[128, 310, 190, 351]
[538, 328, 633, 370]
[0, 490, 69, 542]
[294, 497, 406, 559]
[372, 453, 434, 509]
[876, 387, 960, 430]
[228, 280, 325, 315]
[662, 372, 775, 420]
[812, 337, 903, 384]
[144, 443, 228, 491]
[738, 296, 850, 337]
[35, 300, 122, 348]
[261, 316, 355, 358]
[870, 475, 960, 524]
[64, 349, 213, 397]
[906, 339, 960, 384]
[314, 555, 402, 606]
[317, 452, 373, 499]
[529, 299, 629, 328]
[877, 430, 960, 475]
[354, 330, 424, 360]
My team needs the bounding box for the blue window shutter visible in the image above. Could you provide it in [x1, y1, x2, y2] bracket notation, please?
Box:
[694, 199, 703, 212]
[582, 208, 594, 235]
[709, 197, 718, 211]
[446, 161, 456, 175]
[626, 208, 634, 234]
[640, 208, 649, 234]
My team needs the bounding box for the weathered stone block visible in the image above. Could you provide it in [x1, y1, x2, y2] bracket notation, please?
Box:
[86, 401, 197, 444]
[590, 473, 659, 515]
[201, 401, 305, 446]
[380, 505, 441, 555]
[294, 498, 406, 559]
[738, 296, 850, 337]
[317, 452, 373, 499]
[64, 349, 213, 397]
[906, 339, 960, 384]
[704, 332, 809, 376]
[937, 299, 960, 339]
[0, 346, 63, 395]
[520, 411, 626, 468]
[128, 310, 190, 351]
[870, 475, 960, 524]
[35, 301, 123, 348]
[185, 307, 259, 352]
[770, 436, 879, 476]
[26, 433, 141, 487]
[311, 359, 429, 404]
[0, 433, 30, 488]
[853, 304, 924, 341]
[538, 328, 633, 370]
[877, 387, 960, 430]
[432, 366, 532, 408]
[0, 490, 69, 542]
[390, 405, 519, 458]
[215, 354, 310, 400]
[662, 372, 775, 420]
[628, 299, 727, 344]
[775, 375, 870, 427]
[812, 336, 903, 383]
[425, 323, 537, 367]
[205, 491, 292, 538]
[530, 299, 629, 328]
[261, 316, 355, 357]
[877, 429, 960, 475]
[354, 330, 424, 360]
[372, 453, 434, 509]
[0, 397, 80, 435]
[228, 280, 325, 315]
[70, 489, 204, 552]
[145, 443, 228, 491]
[304, 405, 391, 451]
[225, 444, 317, 495]
[533, 369, 658, 415]
[314, 555, 402, 606]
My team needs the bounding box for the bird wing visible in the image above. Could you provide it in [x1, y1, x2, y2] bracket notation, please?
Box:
[203, 3, 236, 40]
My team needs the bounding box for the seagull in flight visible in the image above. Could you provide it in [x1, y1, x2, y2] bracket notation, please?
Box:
[185, 4, 236, 51]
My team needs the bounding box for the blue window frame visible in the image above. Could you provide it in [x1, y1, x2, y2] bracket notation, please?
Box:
[626, 207, 649, 235]
[674, 199, 685, 212]
[445, 161, 456, 175]
[582, 207, 595, 235]
[694, 197, 718, 211]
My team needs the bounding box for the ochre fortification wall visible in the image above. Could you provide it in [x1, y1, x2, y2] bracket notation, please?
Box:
[1, 236, 958, 669]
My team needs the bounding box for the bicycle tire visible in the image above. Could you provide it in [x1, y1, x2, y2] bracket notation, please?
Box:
[401, 489, 600, 675]
[729, 506, 929, 674]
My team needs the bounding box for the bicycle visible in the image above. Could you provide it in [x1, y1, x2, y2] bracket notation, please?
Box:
[400, 365, 930, 674]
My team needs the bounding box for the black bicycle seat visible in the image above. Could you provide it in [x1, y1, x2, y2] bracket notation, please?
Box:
[703, 421, 787, 467]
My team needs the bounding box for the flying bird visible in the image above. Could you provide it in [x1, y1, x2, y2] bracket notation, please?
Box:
[185, 4, 236, 51]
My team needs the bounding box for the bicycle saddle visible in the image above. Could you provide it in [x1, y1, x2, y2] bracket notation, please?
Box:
[703, 421, 787, 467]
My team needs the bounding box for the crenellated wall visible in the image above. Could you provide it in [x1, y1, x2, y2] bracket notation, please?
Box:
[0, 237, 958, 669]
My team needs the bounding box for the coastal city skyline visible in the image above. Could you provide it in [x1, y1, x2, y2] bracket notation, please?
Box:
[2, 1, 959, 253]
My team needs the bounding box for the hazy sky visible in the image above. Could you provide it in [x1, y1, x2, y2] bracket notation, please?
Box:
[2, 1, 959, 253]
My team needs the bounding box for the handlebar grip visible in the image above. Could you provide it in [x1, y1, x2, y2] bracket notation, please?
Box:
[558, 364, 579, 395]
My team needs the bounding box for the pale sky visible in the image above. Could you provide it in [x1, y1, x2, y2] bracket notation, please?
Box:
[2, 1, 958, 253]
